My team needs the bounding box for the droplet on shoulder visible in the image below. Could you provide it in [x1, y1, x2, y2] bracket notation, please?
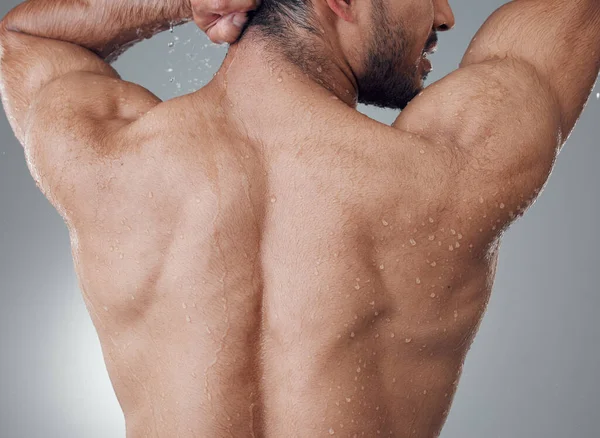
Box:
[410, 238, 417, 246]
[416, 278, 421, 284]
[381, 219, 389, 226]
[270, 196, 277, 203]
[404, 338, 412, 343]
[329, 428, 335, 435]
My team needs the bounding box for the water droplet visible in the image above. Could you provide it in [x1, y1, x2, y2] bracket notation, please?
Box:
[148, 191, 153, 198]
[350, 331, 355, 338]
[109, 246, 114, 252]
[354, 284, 360, 290]
[168, 42, 174, 47]
[455, 242, 460, 248]
[317, 66, 323, 73]
[119, 253, 124, 259]
[457, 233, 462, 240]
[346, 397, 352, 402]
[379, 264, 385, 270]
[430, 261, 437, 267]
[416, 278, 421, 284]
[374, 333, 380, 338]
[423, 389, 427, 394]
[448, 245, 454, 251]
[453, 310, 458, 319]
[186, 315, 192, 322]
[430, 292, 436, 298]
[597, 92, 600, 99]
[428, 217, 434, 223]
[499, 202, 505, 209]
[182, 302, 187, 309]
[329, 428, 335, 435]
[450, 229, 456, 235]
[419, 149, 425, 154]
[404, 338, 412, 343]
[428, 235, 435, 241]
[270, 196, 277, 203]
[169, 23, 174, 33]
[410, 238, 417, 246]
[356, 366, 361, 372]
[390, 332, 395, 338]
[103, 306, 109, 311]
[381, 219, 389, 226]
[277, 77, 283, 83]
[479, 196, 484, 204]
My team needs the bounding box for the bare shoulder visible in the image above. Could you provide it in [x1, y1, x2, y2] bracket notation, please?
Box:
[390, 57, 562, 250]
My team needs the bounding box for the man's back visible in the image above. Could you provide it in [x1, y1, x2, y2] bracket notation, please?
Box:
[70, 88, 501, 436]
[1, 0, 599, 435]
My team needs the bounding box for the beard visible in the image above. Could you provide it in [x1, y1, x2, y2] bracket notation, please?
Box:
[356, 0, 426, 110]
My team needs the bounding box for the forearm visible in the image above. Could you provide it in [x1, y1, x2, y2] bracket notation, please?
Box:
[1, 0, 193, 62]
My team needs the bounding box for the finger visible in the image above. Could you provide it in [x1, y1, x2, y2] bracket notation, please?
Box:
[195, 0, 258, 17]
[206, 13, 248, 44]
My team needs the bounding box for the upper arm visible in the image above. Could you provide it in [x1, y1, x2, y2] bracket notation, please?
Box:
[0, 24, 161, 144]
[392, 56, 561, 245]
[0, 22, 161, 218]
[391, 0, 600, 245]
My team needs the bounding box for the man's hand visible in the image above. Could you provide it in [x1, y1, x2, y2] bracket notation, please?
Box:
[191, 0, 262, 44]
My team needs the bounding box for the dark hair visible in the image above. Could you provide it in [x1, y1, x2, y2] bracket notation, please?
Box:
[243, 0, 321, 39]
[237, 0, 330, 74]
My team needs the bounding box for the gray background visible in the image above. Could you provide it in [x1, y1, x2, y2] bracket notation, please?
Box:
[1, 0, 599, 436]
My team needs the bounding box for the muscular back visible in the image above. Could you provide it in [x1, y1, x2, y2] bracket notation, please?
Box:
[2, 0, 599, 436]
[61, 89, 508, 437]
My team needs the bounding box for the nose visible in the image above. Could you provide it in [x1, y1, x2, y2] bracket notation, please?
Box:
[434, 0, 455, 31]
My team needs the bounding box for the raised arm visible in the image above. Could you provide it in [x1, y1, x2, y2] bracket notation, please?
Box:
[458, 0, 600, 145]
[393, 0, 600, 248]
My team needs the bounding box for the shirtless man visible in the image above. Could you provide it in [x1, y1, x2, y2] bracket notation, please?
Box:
[1, 0, 599, 435]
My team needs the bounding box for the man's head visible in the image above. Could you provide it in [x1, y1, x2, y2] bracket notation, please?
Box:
[237, 0, 455, 110]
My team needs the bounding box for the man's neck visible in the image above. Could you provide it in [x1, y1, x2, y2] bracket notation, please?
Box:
[202, 31, 359, 109]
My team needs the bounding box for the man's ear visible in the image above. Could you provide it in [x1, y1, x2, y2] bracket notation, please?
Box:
[323, 0, 356, 23]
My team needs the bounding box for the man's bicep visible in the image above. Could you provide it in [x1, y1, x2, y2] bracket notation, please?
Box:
[393, 57, 560, 223]
[0, 24, 161, 146]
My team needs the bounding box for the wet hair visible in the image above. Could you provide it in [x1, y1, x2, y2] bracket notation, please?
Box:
[238, 0, 326, 68]
[243, 0, 321, 40]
